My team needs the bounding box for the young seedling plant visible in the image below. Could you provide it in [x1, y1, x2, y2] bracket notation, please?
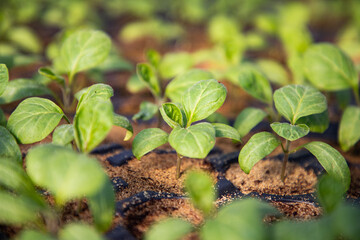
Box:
[132, 79, 240, 179]
[239, 84, 351, 191]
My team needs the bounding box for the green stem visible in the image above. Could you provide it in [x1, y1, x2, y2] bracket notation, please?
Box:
[280, 140, 291, 182]
[63, 114, 71, 124]
[176, 153, 183, 179]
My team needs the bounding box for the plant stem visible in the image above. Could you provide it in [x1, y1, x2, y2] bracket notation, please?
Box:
[176, 153, 183, 179]
[280, 139, 291, 182]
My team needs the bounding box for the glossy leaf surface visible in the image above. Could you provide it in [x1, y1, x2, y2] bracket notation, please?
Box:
[239, 132, 281, 173]
[77, 83, 113, 111]
[296, 110, 329, 133]
[38, 67, 65, 86]
[132, 128, 168, 159]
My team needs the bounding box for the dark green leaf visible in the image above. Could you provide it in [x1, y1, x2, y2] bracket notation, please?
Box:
[0, 64, 9, 96]
[132, 128, 168, 159]
[0, 126, 21, 162]
[212, 123, 241, 142]
[304, 141, 351, 191]
[169, 122, 215, 159]
[234, 107, 267, 138]
[53, 124, 74, 147]
[136, 63, 160, 97]
[185, 171, 215, 215]
[132, 101, 158, 121]
[159, 103, 186, 128]
[145, 218, 193, 240]
[113, 114, 133, 141]
[182, 79, 227, 125]
[296, 111, 329, 133]
[0, 109, 6, 126]
[239, 132, 281, 173]
[317, 174, 345, 213]
[274, 85, 327, 124]
[7, 97, 64, 144]
[270, 122, 309, 141]
[331, 204, 360, 240]
[339, 106, 360, 151]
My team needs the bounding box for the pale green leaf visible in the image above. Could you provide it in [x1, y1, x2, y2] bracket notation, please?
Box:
[74, 99, 113, 153]
[113, 113, 133, 141]
[146, 49, 161, 69]
[304, 43, 358, 91]
[182, 79, 227, 125]
[7, 97, 64, 144]
[7, 27, 41, 54]
[0, 64, 9, 96]
[236, 64, 273, 104]
[137, 63, 160, 97]
[274, 220, 331, 240]
[132, 128, 169, 159]
[77, 83, 113, 111]
[145, 218, 193, 240]
[239, 132, 281, 173]
[53, 124, 74, 147]
[59, 223, 105, 240]
[212, 123, 241, 142]
[303, 141, 351, 191]
[18, 230, 56, 240]
[206, 112, 229, 125]
[26, 144, 107, 205]
[339, 106, 360, 151]
[165, 69, 214, 103]
[126, 74, 147, 93]
[159, 52, 194, 79]
[234, 107, 267, 138]
[296, 111, 329, 133]
[159, 103, 186, 128]
[169, 122, 215, 159]
[274, 85, 327, 124]
[60, 30, 111, 79]
[38, 67, 65, 86]
[185, 171, 215, 215]
[256, 59, 289, 86]
[270, 122, 309, 141]
[0, 126, 22, 162]
[132, 101, 158, 121]
[0, 79, 53, 104]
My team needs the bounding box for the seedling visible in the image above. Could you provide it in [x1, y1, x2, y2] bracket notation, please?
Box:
[239, 84, 351, 191]
[132, 79, 240, 179]
[304, 43, 360, 152]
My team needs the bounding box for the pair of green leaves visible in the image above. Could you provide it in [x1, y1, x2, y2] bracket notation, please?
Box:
[133, 79, 239, 160]
[239, 84, 350, 191]
[304, 43, 360, 152]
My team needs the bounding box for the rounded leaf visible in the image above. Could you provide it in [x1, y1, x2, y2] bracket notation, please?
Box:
[132, 128, 169, 159]
[234, 107, 267, 138]
[270, 122, 309, 141]
[7, 97, 64, 144]
[256, 59, 289, 86]
[169, 122, 215, 159]
[212, 123, 241, 142]
[296, 110, 329, 133]
[182, 79, 227, 125]
[239, 132, 281, 174]
[26, 144, 107, 204]
[317, 174, 345, 213]
[145, 218, 193, 240]
[53, 124, 74, 147]
[339, 106, 360, 152]
[77, 83, 114, 111]
[132, 101, 158, 121]
[159, 103, 186, 128]
[0, 64, 9, 96]
[274, 85, 327, 124]
[304, 43, 358, 91]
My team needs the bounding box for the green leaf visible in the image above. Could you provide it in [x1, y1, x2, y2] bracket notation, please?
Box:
[0, 64, 9, 96]
[201, 199, 277, 240]
[205, 112, 229, 125]
[60, 30, 111, 80]
[0, 109, 6, 126]
[234, 107, 267, 138]
[53, 124, 74, 147]
[59, 223, 105, 240]
[0, 126, 22, 162]
[132, 128, 169, 159]
[74, 99, 113, 153]
[165, 69, 214, 103]
[236, 64, 273, 104]
[304, 43, 358, 91]
[113, 114, 133, 141]
[270, 122, 309, 141]
[317, 174, 345, 213]
[126, 74, 147, 93]
[88, 178, 114, 232]
[159, 52, 194, 79]
[212, 123, 241, 142]
[274, 85, 327, 124]
[136, 63, 160, 97]
[145, 218, 193, 240]
[169, 122, 215, 159]
[0, 79, 53, 104]
[331, 204, 360, 240]
[7, 27, 41, 54]
[26, 144, 107, 205]
[38, 67, 65, 86]
[132, 101, 158, 121]
[7, 97, 64, 144]
[339, 106, 360, 151]
[239, 132, 281, 174]
[303, 141, 351, 191]
[296, 110, 329, 133]
[146, 49, 161, 69]
[182, 79, 227, 125]
[159, 103, 186, 128]
[18, 230, 56, 240]
[77, 83, 114, 111]
[256, 59, 289, 86]
[185, 171, 215, 215]
[0, 191, 42, 225]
